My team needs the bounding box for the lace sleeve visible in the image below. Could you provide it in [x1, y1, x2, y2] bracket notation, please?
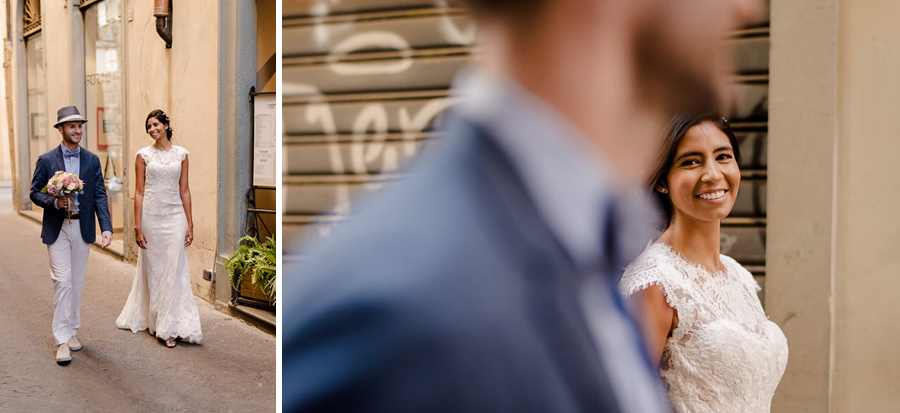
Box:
[176, 146, 190, 162]
[749, 275, 762, 293]
[136, 147, 151, 164]
[619, 252, 683, 311]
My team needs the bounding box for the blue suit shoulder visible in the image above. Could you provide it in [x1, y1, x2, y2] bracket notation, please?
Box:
[36, 147, 57, 164]
[289, 133, 510, 325]
[283, 122, 553, 412]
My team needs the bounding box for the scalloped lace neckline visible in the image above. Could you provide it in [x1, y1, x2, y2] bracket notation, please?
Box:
[652, 242, 729, 278]
[149, 144, 174, 153]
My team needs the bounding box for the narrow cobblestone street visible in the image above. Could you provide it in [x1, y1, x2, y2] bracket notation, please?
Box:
[0, 187, 275, 411]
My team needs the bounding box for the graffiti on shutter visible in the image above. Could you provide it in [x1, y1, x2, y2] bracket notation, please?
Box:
[283, 1, 770, 303]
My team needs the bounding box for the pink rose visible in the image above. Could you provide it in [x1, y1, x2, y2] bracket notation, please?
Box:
[63, 177, 72, 186]
[47, 185, 59, 196]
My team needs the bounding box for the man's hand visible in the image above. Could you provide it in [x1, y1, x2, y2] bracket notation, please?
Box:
[55, 197, 69, 209]
[101, 232, 113, 249]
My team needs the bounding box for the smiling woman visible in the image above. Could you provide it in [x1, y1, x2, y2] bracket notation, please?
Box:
[617, 113, 788, 413]
[648, 114, 742, 230]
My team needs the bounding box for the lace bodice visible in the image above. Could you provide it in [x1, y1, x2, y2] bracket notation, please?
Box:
[619, 243, 788, 413]
[138, 145, 188, 217]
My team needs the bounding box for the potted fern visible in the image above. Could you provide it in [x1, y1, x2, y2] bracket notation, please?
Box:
[225, 235, 276, 304]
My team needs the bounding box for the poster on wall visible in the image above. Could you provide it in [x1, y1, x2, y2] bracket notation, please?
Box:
[253, 96, 276, 188]
[29, 113, 45, 139]
[97, 107, 109, 149]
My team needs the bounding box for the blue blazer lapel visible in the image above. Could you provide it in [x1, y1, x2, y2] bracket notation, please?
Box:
[466, 120, 620, 411]
[79, 147, 90, 182]
[54, 145, 66, 173]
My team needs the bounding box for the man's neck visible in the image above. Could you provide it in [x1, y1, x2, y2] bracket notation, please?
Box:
[61, 141, 79, 151]
[478, 26, 663, 187]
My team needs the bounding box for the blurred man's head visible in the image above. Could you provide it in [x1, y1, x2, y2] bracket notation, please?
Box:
[466, 0, 763, 113]
[464, 0, 764, 180]
[630, 0, 766, 113]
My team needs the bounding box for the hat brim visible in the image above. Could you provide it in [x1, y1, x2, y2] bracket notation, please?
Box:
[53, 116, 88, 129]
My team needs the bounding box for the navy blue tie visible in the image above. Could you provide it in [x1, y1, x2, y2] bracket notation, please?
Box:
[600, 197, 656, 371]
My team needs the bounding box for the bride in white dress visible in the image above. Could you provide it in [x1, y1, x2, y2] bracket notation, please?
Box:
[116, 110, 202, 348]
[619, 114, 787, 412]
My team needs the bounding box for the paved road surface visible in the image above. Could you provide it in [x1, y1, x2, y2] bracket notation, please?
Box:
[0, 207, 276, 412]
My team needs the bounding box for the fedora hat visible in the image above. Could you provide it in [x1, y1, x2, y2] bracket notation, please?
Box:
[53, 106, 88, 128]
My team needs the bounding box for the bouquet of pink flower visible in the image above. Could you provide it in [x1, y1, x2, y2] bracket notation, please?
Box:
[41, 171, 84, 218]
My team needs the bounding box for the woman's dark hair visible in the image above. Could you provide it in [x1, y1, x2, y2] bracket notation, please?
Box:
[462, 0, 544, 25]
[146, 109, 173, 141]
[648, 113, 742, 229]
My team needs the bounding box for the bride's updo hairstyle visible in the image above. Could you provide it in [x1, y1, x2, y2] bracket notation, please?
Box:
[146, 109, 174, 141]
[461, 0, 545, 27]
[647, 113, 742, 230]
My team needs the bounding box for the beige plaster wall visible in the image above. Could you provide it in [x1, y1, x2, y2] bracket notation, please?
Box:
[171, 0, 219, 298]
[124, 1, 219, 298]
[41, 1, 75, 130]
[768, 0, 838, 409]
[0, 0, 11, 182]
[770, 0, 900, 411]
[832, 0, 900, 410]
[8, 1, 29, 210]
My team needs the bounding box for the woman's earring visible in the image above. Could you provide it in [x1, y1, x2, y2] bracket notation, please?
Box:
[660, 188, 668, 193]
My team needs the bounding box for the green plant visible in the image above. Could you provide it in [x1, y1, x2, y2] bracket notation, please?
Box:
[225, 235, 276, 303]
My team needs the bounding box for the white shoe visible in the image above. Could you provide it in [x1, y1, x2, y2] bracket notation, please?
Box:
[56, 344, 71, 363]
[68, 336, 81, 351]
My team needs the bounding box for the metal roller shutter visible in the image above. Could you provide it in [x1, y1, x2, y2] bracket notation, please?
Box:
[283, 1, 770, 303]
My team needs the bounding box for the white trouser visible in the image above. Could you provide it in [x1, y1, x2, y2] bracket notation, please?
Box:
[47, 218, 90, 345]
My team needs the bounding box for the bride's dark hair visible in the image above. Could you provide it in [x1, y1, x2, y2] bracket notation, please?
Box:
[648, 113, 742, 230]
[146, 109, 173, 141]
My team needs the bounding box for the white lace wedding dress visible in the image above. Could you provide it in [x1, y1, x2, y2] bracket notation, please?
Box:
[116, 145, 202, 343]
[619, 242, 788, 413]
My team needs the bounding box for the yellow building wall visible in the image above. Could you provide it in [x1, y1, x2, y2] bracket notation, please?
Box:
[770, 0, 900, 411]
[40, 2, 75, 132]
[832, 0, 900, 410]
[124, 1, 219, 298]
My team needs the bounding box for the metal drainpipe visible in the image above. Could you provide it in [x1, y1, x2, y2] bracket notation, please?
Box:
[154, 0, 171, 48]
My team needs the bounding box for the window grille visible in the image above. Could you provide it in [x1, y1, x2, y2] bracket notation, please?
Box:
[24, 0, 41, 35]
[79, 0, 105, 8]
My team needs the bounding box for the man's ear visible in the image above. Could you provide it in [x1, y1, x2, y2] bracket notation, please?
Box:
[57, 125, 65, 135]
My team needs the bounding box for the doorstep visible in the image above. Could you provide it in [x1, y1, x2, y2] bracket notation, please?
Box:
[20, 209, 42, 223]
[230, 303, 275, 334]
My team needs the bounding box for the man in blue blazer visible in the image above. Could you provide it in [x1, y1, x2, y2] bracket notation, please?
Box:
[284, 0, 765, 411]
[30, 106, 113, 364]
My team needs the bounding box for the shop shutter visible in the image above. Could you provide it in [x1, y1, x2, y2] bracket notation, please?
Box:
[283, 1, 770, 303]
